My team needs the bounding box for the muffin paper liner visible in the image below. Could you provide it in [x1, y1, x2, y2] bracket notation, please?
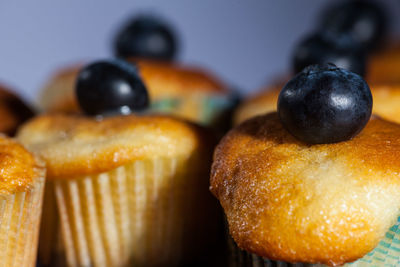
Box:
[228, 234, 315, 267]
[38, 157, 219, 267]
[150, 94, 236, 127]
[0, 176, 45, 267]
[229, 216, 400, 267]
[345, 216, 400, 267]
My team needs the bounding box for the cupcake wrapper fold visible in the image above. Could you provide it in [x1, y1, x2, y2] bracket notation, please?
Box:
[345, 216, 400, 267]
[150, 94, 236, 127]
[38, 157, 218, 267]
[229, 216, 400, 267]
[0, 176, 45, 267]
[228, 235, 314, 267]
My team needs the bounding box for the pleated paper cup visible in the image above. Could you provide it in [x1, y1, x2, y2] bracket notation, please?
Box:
[150, 93, 236, 128]
[228, 236, 318, 267]
[38, 156, 220, 267]
[228, 216, 400, 267]
[0, 174, 45, 267]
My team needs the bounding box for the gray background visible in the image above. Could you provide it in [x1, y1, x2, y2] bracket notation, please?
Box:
[0, 0, 399, 101]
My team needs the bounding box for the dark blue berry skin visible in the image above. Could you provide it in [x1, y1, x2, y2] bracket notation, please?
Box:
[293, 33, 366, 76]
[278, 64, 372, 144]
[114, 15, 177, 60]
[76, 59, 149, 116]
[319, 0, 387, 51]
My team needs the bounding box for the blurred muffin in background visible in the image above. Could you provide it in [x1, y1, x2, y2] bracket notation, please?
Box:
[38, 14, 237, 130]
[38, 60, 233, 128]
[37, 64, 81, 114]
[235, 0, 400, 126]
[316, 0, 400, 86]
[317, 0, 387, 52]
[367, 42, 400, 85]
[234, 31, 368, 126]
[233, 84, 280, 126]
[0, 84, 34, 135]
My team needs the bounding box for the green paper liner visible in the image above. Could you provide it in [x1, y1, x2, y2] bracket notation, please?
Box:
[228, 216, 400, 267]
[150, 94, 236, 127]
[228, 235, 315, 267]
[345, 216, 400, 266]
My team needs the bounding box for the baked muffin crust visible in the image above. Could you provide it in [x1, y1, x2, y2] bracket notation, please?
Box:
[0, 136, 44, 194]
[17, 114, 211, 179]
[211, 113, 400, 266]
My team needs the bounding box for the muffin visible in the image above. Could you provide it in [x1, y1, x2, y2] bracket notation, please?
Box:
[38, 59, 234, 128]
[212, 65, 400, 266]
[212, 113, 400, 266]
[38, 15, 235, 130]
[0, 135, 45, 267]
[22, 60, 221, 267]
[0, 84, 34, 135]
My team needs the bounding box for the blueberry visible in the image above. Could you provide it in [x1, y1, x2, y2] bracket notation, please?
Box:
[319, 0, 387, 50]
[292, 33, 366, 76]
[113, 15, 177, 60]
[278, 64, 372, 144]
[76, 59, 149, 116]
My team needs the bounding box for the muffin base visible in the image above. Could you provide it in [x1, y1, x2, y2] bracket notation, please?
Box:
[228, 235, 315, 267]
[0, 176, 45, 267]
[38, 156, 219, 267]
[229, 216, 400, 267]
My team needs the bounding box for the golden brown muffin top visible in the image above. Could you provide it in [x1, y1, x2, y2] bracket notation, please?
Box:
[133, 59, 228, 96]
[0, 135, 44, 194]
[211, 113, 400, 266]
[38, 59, 228, 113]
[17, 114, 212, 179]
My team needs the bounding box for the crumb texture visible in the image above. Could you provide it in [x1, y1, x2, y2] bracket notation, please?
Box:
[211, 113, 400, 266]
[0, 135, 44, 194]
[17, 114, 210, 179]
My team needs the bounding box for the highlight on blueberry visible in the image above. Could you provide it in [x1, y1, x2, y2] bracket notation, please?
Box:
[278, 64, 372, 144]
[76, 59, 149, 116]
[319, 0, 387, 50]
[292, 33, 366, 76]
[113, 15, 177, 60]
